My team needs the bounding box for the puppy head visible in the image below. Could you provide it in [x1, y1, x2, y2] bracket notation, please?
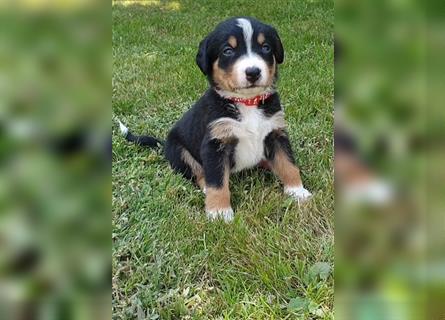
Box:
[196, 17, 284, 98]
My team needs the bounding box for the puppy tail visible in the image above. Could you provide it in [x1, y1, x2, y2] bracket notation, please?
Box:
[117, 119, 163, 149]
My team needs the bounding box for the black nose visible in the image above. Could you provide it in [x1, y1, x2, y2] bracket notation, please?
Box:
[245, 67, 261, 83]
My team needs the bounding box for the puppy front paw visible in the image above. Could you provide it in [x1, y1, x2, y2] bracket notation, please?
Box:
[284, 185, 312, 203]
[206, 207, 234, 222]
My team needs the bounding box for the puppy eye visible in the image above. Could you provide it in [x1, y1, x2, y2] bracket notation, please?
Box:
[223, 47, 234, 56]
[262, 44, 271, 54]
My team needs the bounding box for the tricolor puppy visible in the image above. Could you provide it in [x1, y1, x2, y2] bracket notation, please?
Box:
[119, 17, 312, 222]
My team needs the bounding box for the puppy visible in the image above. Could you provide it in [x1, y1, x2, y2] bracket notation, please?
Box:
[119, 17, 312, 222]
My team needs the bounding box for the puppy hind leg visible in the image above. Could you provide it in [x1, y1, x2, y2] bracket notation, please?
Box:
[181, 149, 206, 191]
[165, 138, 195, 181]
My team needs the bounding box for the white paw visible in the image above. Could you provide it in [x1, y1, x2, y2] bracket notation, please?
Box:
[285, 185, 312, 203]
[206, 207, 234, 223]
[343, 179, 393, 205]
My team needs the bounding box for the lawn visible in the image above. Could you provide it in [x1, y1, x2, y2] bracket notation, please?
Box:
[112, 0, 334, 319]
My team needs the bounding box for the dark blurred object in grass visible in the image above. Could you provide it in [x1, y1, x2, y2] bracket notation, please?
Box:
[0, 3, 110, 320]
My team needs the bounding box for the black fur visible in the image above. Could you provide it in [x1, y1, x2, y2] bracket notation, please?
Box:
[123, 130, 163, 148]
[264, 129, 296, 164]
[196, 17, 283, 83]
[164, 89, 288, 188]
[124, 17, 297, 189]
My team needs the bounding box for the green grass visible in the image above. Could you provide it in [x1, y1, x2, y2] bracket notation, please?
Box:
[112, 0, 334, 318]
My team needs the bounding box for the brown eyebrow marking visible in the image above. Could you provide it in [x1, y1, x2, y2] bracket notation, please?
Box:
[257, 32, 265, 45]
[228, 35, 237, 48]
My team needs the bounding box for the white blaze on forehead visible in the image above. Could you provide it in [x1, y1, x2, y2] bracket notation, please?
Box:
[236, 18, 253, 55]
[232, 18, 271, 95]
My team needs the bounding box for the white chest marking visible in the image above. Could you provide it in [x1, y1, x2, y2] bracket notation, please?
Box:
[232, 106, 285, 172]
[208, 106, 286, 172]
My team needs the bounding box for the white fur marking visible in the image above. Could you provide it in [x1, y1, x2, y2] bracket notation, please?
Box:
[230, 108, 285, 172]
[284, 185, 312, 202]
[233, 55, 269, 89]
[206, 207, 234, 222]
[343, 179, 393, 205]
[118, 120, 129, 136]
[210, 111, 284, 141]
[236, 18, 253, 55]
[235, 18, 270, 89]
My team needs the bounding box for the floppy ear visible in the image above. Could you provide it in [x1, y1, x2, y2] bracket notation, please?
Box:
[196, 36, 210, 75]
[272, 29, 284, 64]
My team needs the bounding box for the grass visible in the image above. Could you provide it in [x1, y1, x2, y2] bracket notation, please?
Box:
[112, 0, 334, 318]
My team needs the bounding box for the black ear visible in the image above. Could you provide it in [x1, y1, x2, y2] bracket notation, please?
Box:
[196, 36, 210, 75]
[272, 28, 284, 64]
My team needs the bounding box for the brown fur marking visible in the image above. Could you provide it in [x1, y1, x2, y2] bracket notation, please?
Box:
[257, 32, 265, 45]
[209, 118, 238, 143]
[205, 163, 231, 211]
[273, 127, 288, 137]
[212, 59, 237, 92]
[181, 149, 206, 190]
[271, 149, 302, 188]
[228, 35, 237, 48]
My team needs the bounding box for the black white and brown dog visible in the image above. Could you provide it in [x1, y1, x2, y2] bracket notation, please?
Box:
[119, 17, 312, 222]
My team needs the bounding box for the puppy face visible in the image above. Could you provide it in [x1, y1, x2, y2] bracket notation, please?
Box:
[196, 17, 284, 98]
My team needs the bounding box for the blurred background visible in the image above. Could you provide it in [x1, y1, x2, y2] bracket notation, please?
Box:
[1, 0, 444, 319]
[0, 1, 110, 319]
[336, 0, 445, 319]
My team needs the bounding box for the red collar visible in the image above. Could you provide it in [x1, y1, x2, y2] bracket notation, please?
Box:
[227, 92, 272, 107]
